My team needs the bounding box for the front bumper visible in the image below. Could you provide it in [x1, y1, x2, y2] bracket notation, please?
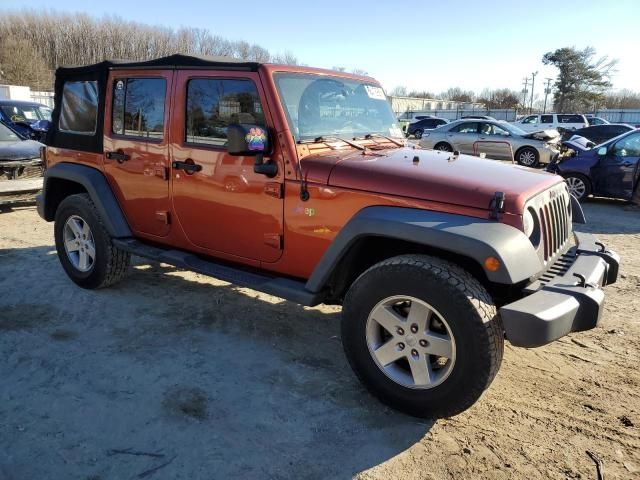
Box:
[500, 232, 619, 348]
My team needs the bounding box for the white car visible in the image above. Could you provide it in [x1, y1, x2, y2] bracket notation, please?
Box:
[511, 113, 588, 132]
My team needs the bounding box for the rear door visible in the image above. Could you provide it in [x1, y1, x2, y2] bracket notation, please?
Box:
[170, 70, 284, 262]
[103, 71, 173, 237]
[592, 131, 640, 199]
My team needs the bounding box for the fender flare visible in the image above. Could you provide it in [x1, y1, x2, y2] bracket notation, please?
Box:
[305, 206, 543, 291]
[38, 162, 131, 237]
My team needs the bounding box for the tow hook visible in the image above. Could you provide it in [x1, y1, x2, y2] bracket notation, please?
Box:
[573, 273, 596, 289]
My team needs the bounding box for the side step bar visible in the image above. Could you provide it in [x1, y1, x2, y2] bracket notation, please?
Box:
[113, 238, 323, 307]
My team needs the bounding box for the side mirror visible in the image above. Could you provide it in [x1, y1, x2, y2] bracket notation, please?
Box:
[597, 146, 607, 156]
[227, 123, 277, 177]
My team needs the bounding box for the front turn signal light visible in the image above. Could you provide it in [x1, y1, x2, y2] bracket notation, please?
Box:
[484, 256, 501, 272]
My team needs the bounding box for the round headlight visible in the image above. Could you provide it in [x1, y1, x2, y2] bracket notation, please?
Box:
[523, 208, 535, 237]
[523, 207, 541, 247]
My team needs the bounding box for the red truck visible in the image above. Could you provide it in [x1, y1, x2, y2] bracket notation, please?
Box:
[37, 54, 619, 418]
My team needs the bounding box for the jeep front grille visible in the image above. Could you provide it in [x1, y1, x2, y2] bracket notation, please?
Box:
[527, 183, 572, 264]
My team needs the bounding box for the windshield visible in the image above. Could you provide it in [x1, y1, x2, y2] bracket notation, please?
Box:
[273, 73, 403, 141]
[0, 104, 52, 123]
[0, 122, 22, 141]
[499, 122, 527, 136]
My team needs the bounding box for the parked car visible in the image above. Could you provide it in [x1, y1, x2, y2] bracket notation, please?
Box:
[406, 117, 448, 138]
[0, 99, 52, 142]
[419, 119, 560, 166]
[512, 113, 588, 132]
[37, 54, 619, 419]
[560, 124, 636, 146]
[586, 116, 610, 126]
[0, 121, 44, 181]
[461, 115, 496, 120]
[548, 129, 640, 202]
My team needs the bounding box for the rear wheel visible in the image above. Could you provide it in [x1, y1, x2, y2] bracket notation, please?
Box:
[341, 254, 504, 418]
[563, 173, 591, 201]
[516, 147, 539, 167]
[54, 193, 130, 289]
[433, 142, 453, 152]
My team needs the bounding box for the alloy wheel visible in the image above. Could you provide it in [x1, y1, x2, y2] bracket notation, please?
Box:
[566, 176, 587, 199]
[365, 296, 456, 389]
[519, 150, 537, 166]
[63, 215, 96, 272]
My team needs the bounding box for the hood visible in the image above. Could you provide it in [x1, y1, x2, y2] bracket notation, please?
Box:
[0, 139, 43, 161]
[521, 129, 560, 141]
[306, 147, 562, 214]
[561, 135, 595, 153]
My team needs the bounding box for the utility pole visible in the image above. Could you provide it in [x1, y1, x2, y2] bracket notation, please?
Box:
[529, 71, 538, 114]
[542, 78, 553, 113]
[521, 77, 529, 112]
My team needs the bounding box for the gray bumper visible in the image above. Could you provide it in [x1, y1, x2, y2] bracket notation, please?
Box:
[500, 232, 619, 348]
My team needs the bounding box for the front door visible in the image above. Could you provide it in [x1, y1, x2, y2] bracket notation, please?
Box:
[592, 132, 640, 199]
[103, 70, 173, 237]
[448, 122, 479, 154]
[476, 122, 513, 160]
[170, 70, 284, 263]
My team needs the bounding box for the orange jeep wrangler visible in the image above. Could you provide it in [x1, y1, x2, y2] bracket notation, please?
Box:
[37, 54, 619, 418]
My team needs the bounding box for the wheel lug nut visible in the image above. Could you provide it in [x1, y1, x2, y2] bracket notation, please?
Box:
[397, 327, 404, 335]
[411, 349, 418, 357]
[411, 324, 418, 333]
[419, 339, 428, 347]
[398, 343, 405, 350]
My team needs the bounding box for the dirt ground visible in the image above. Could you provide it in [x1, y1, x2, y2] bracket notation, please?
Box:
[0, 199, 638, 480]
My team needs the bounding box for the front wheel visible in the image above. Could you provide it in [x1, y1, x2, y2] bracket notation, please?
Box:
[341, 254, 504, 418]
[414, 129, 423, 139]
[516, 147, 539, 167]
[563, 173, 591, 201]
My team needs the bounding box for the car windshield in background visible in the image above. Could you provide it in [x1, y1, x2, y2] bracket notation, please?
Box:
[0, 104, 52, 123]
[500, 123, 527, 136]
[273, 73, 403, 141]
[0, 122, 21, 142]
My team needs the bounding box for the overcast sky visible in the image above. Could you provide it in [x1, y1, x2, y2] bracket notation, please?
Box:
[2, 0, 638, 97]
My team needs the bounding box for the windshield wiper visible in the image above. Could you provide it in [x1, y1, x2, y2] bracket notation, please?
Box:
[298, 135, 366, 151]
[363, 133, 405, 147]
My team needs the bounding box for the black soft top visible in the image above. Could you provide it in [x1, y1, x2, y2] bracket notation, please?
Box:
[48, 54, 260, 153]
[56, 54, 261, 76]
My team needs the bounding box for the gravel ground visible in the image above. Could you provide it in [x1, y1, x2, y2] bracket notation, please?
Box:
[0, 200, 638, 480]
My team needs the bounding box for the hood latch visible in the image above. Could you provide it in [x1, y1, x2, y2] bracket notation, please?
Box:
[488, 191, 505, 220]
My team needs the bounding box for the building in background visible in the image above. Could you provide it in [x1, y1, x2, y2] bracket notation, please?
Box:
[0, 85, 54, 108]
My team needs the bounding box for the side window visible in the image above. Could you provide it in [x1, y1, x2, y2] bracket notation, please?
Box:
[612, 133, 640, 158]
[112, 78, 166, 139]
[540, 115, 553, 124]
[452, 122, 478, 133]
[522, 115, 538, 124]
[185, 78, 266, 147]
[59, 81, 98, 135]
[558, 114, 583, 124]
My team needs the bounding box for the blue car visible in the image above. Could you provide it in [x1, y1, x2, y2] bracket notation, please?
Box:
[548, 129, 640, 202]
[0, 99, 52, 142]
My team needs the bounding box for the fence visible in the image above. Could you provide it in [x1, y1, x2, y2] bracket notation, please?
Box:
[588, 110, 640, 125]
[397, 108, 521, 122]
[30, 91, 55, 108]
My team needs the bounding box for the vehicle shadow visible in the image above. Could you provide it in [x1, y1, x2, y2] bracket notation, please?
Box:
[0, 246, 432, 480]
[578, 197, 640, 235]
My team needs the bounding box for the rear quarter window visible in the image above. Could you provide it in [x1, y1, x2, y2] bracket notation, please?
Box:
[59, 81, 99, 135]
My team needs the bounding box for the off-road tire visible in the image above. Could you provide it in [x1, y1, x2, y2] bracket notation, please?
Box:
[433, 142, 453, 152]
[516, 147, 539, 167]
[54, 193, 130, 289]
[341, 254, 504, 418]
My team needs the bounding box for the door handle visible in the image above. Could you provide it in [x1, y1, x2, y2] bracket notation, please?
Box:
[106, 150, 130, 163]
[172, 160, 202, 174]
[622, 162, 633, 167]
